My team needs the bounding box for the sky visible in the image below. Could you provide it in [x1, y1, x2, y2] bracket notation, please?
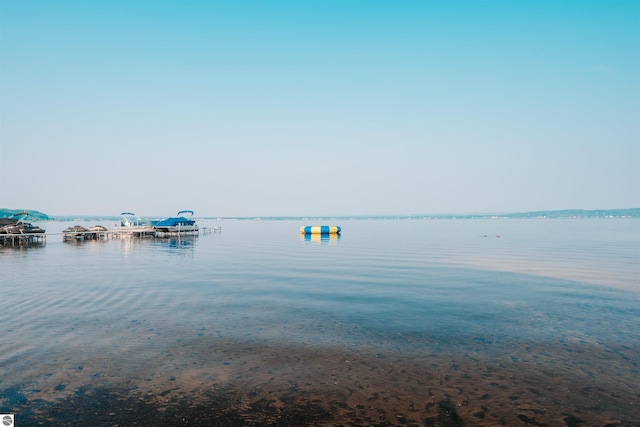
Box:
[1, 0, 638, 217]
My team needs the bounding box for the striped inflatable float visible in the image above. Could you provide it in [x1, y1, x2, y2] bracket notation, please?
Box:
[300, 225, 341, 235]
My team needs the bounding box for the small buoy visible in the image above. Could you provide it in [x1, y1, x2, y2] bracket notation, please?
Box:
[300, 225, 341, 235]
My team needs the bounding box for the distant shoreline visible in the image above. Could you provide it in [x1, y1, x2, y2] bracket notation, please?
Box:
[40, 208, 640, 222]
[2, 208, 639, 222]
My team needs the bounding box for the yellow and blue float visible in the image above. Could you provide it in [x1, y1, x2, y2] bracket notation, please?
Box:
[300, 225, 341, 235]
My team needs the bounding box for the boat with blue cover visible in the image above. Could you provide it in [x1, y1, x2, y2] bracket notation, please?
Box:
[154, 210, 199, 234]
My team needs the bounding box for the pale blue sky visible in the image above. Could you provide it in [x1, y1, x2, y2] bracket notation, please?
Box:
[1, 0, 638, 217]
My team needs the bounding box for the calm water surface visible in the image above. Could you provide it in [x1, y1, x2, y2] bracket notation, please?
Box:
[1, 219, 639, 426]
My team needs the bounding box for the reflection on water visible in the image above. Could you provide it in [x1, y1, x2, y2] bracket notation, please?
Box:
[0, 240, 46, 253]
[301, 233, 340, 245]
[113, 235, 199, 258]
[0, 219, 638, 426]
[152, 236, 198, 251]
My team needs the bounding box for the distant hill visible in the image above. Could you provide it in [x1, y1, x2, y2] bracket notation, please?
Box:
[51, 215, 123, 222]
[0, 208, 49, 221]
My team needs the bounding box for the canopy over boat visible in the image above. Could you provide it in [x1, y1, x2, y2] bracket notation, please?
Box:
[119, 212, 145, 227]
[155, 211, 196, 228]
[0, 212, 45, 234]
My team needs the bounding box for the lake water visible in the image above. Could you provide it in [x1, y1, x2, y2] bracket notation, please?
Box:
[1, 218, 639, 426]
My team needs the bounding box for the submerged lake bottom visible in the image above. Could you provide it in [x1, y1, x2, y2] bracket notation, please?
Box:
[1, 219, 639, 426]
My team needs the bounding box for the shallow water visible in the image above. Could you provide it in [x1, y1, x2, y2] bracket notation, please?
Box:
[1, 218, 639, 426]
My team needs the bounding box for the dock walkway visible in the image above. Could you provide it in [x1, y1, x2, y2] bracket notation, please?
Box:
[2, 225, 221, 245]
[0, 233, 46, 245]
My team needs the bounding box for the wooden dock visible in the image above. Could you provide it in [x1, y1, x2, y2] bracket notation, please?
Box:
[154, 228, 200, 237]
[63, 230, 110, 241]
[111, 225, 157, 238]
[112, 224, 221, 238]
[0, 233, 46, 246]
[2, 225, 221, 245]
[202, 226, 222, 234]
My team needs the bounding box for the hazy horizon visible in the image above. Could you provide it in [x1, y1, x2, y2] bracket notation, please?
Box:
[3, 206, 638, 221]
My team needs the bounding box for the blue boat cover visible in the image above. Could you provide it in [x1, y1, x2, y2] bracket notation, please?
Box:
[155, 216, 196, 227]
